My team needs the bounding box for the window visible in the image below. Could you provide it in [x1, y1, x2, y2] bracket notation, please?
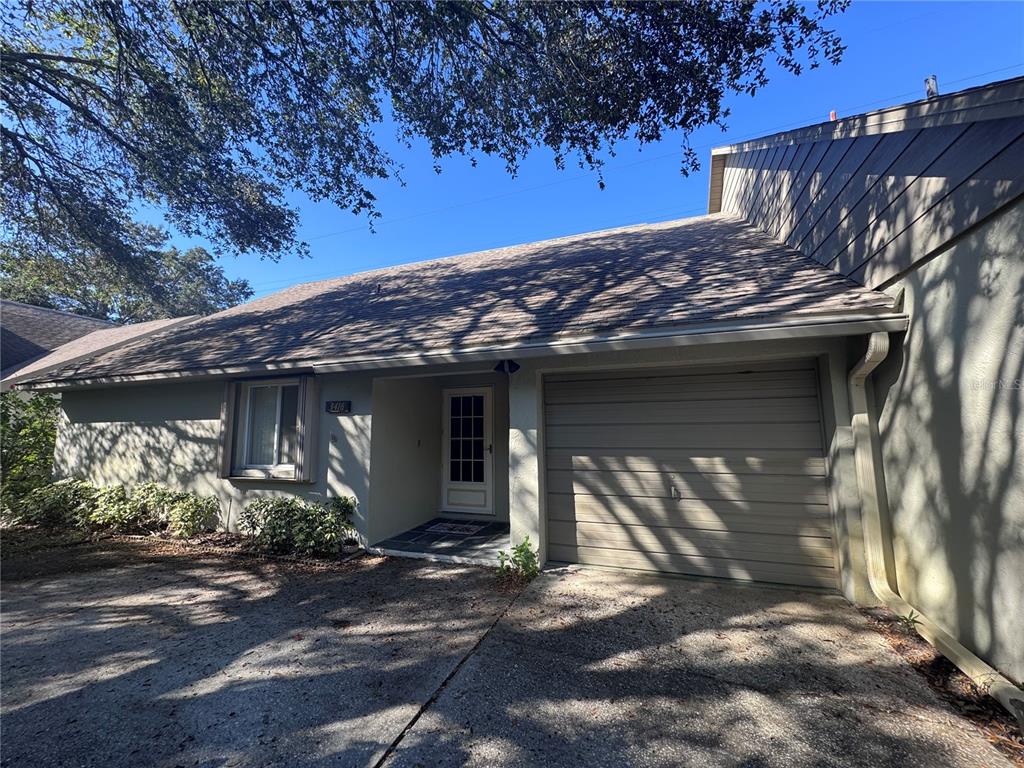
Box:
[224, 377, 316, 481]
[449, 394, 485, 483]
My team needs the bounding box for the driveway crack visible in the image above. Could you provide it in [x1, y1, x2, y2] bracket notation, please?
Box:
[371, 583, 529, 767]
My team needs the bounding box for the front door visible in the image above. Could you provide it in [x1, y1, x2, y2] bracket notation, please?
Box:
[441, 387, 493, 514]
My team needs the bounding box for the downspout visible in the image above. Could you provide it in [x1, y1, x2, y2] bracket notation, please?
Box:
[850, 331, 1024, 727]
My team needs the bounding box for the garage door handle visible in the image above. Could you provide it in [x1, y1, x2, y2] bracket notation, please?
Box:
[488, 443, 493, 455]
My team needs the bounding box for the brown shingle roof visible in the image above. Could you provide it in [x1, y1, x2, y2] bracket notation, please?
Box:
[21, 214, 895, 385]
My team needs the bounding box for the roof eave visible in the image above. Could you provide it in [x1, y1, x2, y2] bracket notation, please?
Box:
[17, 310, 909, 391]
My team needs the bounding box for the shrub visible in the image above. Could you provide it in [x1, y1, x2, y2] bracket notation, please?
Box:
[168, 493, 219, 538]
[11, 478, 97, 529]
[498, 536, 540, 581]
[129, 482, 180, 526]
[89, 485, 159, 533]
[239, 495, 357, 557]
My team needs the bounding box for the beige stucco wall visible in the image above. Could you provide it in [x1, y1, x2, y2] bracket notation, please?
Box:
[56, 373, 374, 538]
[873, 200, 1024, 684]
[368, 377, 442, 544]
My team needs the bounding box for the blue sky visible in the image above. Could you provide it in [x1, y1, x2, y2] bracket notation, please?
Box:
[174, 1, 1024, 299]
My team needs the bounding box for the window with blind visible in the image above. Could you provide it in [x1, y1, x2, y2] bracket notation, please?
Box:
[223, 377, 317, 481]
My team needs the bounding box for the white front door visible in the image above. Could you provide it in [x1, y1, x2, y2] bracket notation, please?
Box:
[441, 387, 493, 514]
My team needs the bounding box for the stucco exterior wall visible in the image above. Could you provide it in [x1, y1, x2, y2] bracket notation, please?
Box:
[873, 200, 1024, 684]
[55, 373, 374, 537]
[368, 377, 442, 544]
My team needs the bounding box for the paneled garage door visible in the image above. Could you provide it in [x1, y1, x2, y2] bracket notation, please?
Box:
[544, 362, 837, 589]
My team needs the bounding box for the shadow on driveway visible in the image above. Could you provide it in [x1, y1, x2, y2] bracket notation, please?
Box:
[0, 546, 1008, 767]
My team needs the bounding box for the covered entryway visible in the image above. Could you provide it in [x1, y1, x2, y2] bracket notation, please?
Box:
[544, 361, 837, 589]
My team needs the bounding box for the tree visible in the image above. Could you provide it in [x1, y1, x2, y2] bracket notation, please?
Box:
[0, 391, 59, 512]
[2, 0, 848, 272]
[0, 225, 253, 324]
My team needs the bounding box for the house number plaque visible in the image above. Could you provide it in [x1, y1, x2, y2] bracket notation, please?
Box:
[325, 400, 352, 414]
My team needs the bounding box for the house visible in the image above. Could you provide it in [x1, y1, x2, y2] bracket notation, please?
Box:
[14, 78, 1023, 701]
[1, 300, 116, 381]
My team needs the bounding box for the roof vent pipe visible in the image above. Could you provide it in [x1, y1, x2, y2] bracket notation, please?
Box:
[925, 74, 939, 98]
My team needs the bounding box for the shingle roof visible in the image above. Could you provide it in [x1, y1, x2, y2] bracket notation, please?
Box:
[21, 214, 896, 385]
[0, 300, 116, 373]
[1, 316, 194, 389]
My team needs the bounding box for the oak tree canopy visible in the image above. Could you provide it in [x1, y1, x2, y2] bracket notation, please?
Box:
[2, 0, 847, 273]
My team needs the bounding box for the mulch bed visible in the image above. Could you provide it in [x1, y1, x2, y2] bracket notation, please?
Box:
[861, 606, 1024, 765]
[0, 526, 367, 579]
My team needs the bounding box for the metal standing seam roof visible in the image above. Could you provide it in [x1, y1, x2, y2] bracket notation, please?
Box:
[18, 213, 896, 387]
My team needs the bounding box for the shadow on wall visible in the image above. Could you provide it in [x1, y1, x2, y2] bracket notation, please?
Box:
[57, 419, 221, 494]
[871, 200, 1024, 683]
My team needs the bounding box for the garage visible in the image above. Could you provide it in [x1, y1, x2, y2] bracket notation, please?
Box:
[544, 361, 837, 589]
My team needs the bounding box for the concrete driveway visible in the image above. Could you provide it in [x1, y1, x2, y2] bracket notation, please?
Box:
[0, 543, 1009, 768]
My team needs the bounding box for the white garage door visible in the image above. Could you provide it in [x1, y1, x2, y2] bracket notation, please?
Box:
[544, 362, 837, 589]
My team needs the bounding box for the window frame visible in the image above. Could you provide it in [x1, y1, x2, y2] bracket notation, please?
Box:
[221, 376, 318, 483]
[239, 379, 299, 471]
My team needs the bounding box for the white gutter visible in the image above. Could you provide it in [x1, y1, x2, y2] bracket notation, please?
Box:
[17, 311, 909, 391]
[850, 331, 1024, 727]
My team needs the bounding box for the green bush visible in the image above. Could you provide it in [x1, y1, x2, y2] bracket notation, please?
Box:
[11, 478, 97, 529]
[239, 495, 356, 557]
[5, 477, 220, 537]
[0, 392, 60, 512]
[168, 493, 219, 537]
[498, 536, 540, 581]
[89, 485, 156, 533]
[129, 481, 180, 526]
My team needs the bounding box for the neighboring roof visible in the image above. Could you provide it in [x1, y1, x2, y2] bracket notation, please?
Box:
[18, 214, 896, 387]
[1, 316, 197, 391]
[707, 77, 1024, 288]
[0, 299, 116, 372]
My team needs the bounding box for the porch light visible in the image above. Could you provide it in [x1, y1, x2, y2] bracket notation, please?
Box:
[494, 359, 520, 374]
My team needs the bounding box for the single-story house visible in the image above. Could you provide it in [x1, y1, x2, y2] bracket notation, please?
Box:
[15, 78, 1023, 704]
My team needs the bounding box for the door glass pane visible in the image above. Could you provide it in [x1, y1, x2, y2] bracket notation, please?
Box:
[247, 386, 277, 465]
[278, 385, 299, 464]
[449, 394, 487, 485]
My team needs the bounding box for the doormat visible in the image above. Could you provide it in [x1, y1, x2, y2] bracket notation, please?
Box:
[426, 522, 486, 536]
